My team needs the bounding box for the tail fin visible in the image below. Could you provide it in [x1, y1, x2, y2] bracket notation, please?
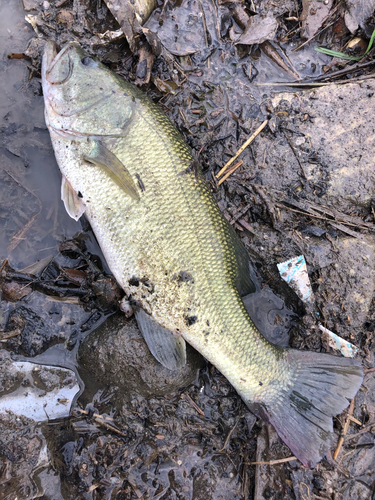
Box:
[248, 350, 363, 468]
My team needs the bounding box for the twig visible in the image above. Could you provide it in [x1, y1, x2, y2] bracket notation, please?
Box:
[218, 416, 241, 452]
[180, 393, 205, 416]
[293, 21, 334, 51]
[257, 73, 375, 87]
[310, 59, 375, 82]
[282, 130, 307, 178]
[216, 120, 268, 179]
[260, 274, 276, 289]
[229, 203, 252, 225]
[333, 398, 356, 460]
[250, 456, 297, 465]
[217, 161, 243, 185]
[74, 408, 127, 437]
[0, 329, 22, 341]
[344, 421, 375, 442]
[199, 0, 210, 48]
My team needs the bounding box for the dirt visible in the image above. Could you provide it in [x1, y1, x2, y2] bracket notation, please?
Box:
[1, 0, 375, 499]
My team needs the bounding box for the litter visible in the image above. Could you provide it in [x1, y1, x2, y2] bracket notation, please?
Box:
[0, 361, 79, 421]
[277, 255, 314, 305]
[319, 324, 359, 358]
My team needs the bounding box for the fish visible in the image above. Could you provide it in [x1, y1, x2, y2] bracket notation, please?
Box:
[42, 41, 363, 468]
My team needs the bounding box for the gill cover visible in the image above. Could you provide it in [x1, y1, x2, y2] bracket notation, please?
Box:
[42, 41, 136, 137]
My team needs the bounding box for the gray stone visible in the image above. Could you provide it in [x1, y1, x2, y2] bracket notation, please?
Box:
[271, 80, 375, 210]
[78, 313, 204, 402]
[316, 237, 375, 332]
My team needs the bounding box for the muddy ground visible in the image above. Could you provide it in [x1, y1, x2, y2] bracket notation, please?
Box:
[1, 0, 375, 498]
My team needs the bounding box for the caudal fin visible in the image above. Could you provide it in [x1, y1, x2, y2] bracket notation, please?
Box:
[249, 350, 363, 468]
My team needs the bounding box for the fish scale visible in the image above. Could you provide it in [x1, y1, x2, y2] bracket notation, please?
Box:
[42, 41, 363, 468]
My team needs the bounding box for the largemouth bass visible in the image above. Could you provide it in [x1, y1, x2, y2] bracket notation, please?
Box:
[42, 41, 363, 468]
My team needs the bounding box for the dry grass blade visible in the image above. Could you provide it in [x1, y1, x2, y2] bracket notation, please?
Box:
[333, 397, 361, 460]
[180, 393, 205, 416]
[216, 120, 268, 179]
[250, 456, 297, 465]
[217, 161, 243, 185]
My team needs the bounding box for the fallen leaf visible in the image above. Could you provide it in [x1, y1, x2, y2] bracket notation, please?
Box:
[236, 13, 278, 45]
[344, 0, 375, 33]
[300, 0, 334, 39]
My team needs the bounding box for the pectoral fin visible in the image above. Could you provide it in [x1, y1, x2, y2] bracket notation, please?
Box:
[135, 309, 186, 370]
[61, 175, 86, 221]
[83, 141, 140, 201]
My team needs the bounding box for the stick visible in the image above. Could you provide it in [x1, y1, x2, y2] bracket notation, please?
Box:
[250, 456, 297, 465]
[217, 161, 243, 185]
[333, 397, 355, 460]
[216, 120, 268, 179]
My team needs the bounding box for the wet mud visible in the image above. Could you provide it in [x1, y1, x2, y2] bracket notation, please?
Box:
[1, 0, 375, 499]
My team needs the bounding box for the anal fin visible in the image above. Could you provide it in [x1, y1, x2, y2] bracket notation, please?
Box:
[135, 309, 186, 370]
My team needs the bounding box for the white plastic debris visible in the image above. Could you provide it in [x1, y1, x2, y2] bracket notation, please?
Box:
[0, 361, 79, 421]
[319, 324, 358, 358]
[277, 255, 314, 305]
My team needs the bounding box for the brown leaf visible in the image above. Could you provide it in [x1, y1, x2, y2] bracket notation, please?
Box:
[2, 282, 32, 302]
[236, 14, 278, 46]
[300, 0, 334, 39]
[344, 0, 375, 33]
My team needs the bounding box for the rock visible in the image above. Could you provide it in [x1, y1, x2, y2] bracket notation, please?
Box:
[315, 237, 375, 334]
[22, 0, 40, 11]
[271, 80, 375, 211]
[78, 313, 204, 402]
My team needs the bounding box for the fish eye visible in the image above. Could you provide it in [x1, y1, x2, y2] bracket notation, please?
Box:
[81, 57, 96, 67]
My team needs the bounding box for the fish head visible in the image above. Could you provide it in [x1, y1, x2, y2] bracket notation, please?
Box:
[42, 41, 135, 137]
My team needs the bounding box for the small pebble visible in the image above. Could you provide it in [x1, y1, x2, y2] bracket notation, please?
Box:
[43, 1, 50, 8]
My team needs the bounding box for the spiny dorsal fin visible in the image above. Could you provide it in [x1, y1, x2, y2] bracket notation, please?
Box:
[83, 141, 140, 201]
[135, 308, 187, 371]
[61, 175, 86, 221]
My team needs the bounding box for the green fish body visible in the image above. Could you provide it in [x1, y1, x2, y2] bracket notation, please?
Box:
[42, 41, 363, 467]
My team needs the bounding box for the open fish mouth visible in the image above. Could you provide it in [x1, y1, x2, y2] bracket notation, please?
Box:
[42, 41, 78, 85]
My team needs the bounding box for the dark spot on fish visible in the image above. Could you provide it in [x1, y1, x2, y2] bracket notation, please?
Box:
[259, 381, 263, 386]
[140, 278, 154, 293]
[180, 159, 200, 180]
[78, 191, 83, 198]
[240, 378, 246, 382]
[177, 271, 194, 283]
[206, 320, 210, 326]
[129, 277, 139, 287]
[135, 173, 145, 192]
[205, 331, 210, 336]
[185, 315, 198, 326]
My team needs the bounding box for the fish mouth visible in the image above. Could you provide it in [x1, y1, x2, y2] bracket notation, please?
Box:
[42, 41, 80, 85]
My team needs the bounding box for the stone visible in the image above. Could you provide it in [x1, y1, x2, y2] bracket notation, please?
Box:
[78, 313, 204, 403]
